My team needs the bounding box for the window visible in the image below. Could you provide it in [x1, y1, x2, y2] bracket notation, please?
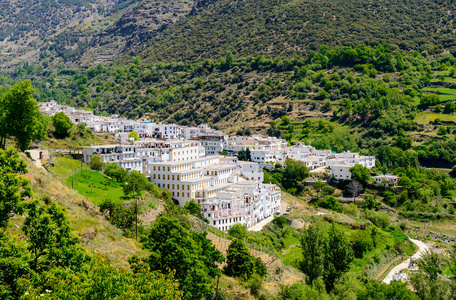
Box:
[153, 174, 156, 179]
[153, 166, 156, 171]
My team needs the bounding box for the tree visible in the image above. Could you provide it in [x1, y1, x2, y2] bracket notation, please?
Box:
[128, 130, 140, 141]
[300, 225, 325, 284]
[44, 259, 183, 300]
[0, 148, 31, 228]
[22, 200, 89, 273]
[0, 80, 47, 151]
[123, 170, 150, 197]
[323, 224, 354, 291]
[224, 238, 255, 280]
[184, 200, 203, 219]
[349, 164, 371, 186]
[52, 112, 73, 137]
[228, 223, 248, 239]
[347, 180, 363, 201]
[358, 281, 419, 300]
[0, 231, 30, 299]
[352, 230, 373, 258]
[224, 51, 234, 70]
[444, 101, 455, 113]
[283, 159, 310, 190]
[370, 226, 380, 248]
[89, 155, 103, 171]
[417, 250, 442, 281]
[142, 216, 222, 299]
[238, 148, 251, 161]
[363, 194, 377, 210]
[76, 122, 86, 136]
[410, 250, 452, 300]
[104, 162, 128, 182]
[314, 180, 326, 200]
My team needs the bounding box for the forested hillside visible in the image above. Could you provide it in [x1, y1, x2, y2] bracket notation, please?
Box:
[4, 0, 456, 69]
[7, 43, 456, 170]
[134, 0, 456, 63]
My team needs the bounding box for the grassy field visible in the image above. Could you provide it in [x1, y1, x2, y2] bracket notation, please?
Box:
[284, 118, 352, 144]
[66, 170, 125, 205]
[422, 87, 456, 95]
[48, 156, 126, 205]
[415, 112, 456, 124]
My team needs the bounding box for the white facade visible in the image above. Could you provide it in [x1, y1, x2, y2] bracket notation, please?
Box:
[200, 182, 281, 231]
[82, 140, 205, 174]
[238, 161, 264, 182]
[374, 175, 399, 186]
[331, 164, 354, 181]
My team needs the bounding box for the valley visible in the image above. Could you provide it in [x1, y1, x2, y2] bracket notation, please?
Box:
[1, 0, 456, 299]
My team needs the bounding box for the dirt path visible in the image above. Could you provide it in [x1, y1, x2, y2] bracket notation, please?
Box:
[382, 238, 430, 284]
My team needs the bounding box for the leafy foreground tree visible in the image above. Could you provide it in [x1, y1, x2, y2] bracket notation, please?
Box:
[300, 225, 325, 284]
[52, 111, 73, 138]
[0, 80, 47, 151]
[323, 224, 354, 291]
[0, 148, 31, 228]
[22, 199, 90, 273]
[358, 280, 418, 300]
[224, 238, 267, 280]
[30, 258, 183, 300]
[139, 215, 224, 300]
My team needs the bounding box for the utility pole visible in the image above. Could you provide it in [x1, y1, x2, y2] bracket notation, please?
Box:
[215, 274, 220, 300]
[134, 189, 137, 241]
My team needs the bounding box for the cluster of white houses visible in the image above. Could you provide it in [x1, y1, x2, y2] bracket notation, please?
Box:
[46, 100, 393, 229]
[39, 100, 223, 139]
[82, 132, 387, 230]
[83, 138, 279, 231]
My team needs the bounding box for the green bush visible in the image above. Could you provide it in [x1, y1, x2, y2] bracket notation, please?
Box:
[316, 195, 342, 212]
[364, 210, 391, 228]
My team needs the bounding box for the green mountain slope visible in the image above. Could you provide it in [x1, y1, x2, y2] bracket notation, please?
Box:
[133, 0, 456, 63]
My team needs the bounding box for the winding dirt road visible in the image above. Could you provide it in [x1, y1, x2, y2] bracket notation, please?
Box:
[382, 238, 430, 284]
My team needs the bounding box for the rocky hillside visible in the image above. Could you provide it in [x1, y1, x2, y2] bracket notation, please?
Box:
[0, 0, 117, 68]
[4, 0, 456, 70]
[0, 0, 194, 69]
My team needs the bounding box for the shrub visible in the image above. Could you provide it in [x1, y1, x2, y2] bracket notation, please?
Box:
[316, 195, 342, 212]
[364, 210, 391, 228]
[89, 155, 103, 171]
[352, 231, 373, 258]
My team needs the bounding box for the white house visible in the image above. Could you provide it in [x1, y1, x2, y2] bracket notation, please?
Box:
[331, 164, 354, 181]
[373, 174, 399, 186]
